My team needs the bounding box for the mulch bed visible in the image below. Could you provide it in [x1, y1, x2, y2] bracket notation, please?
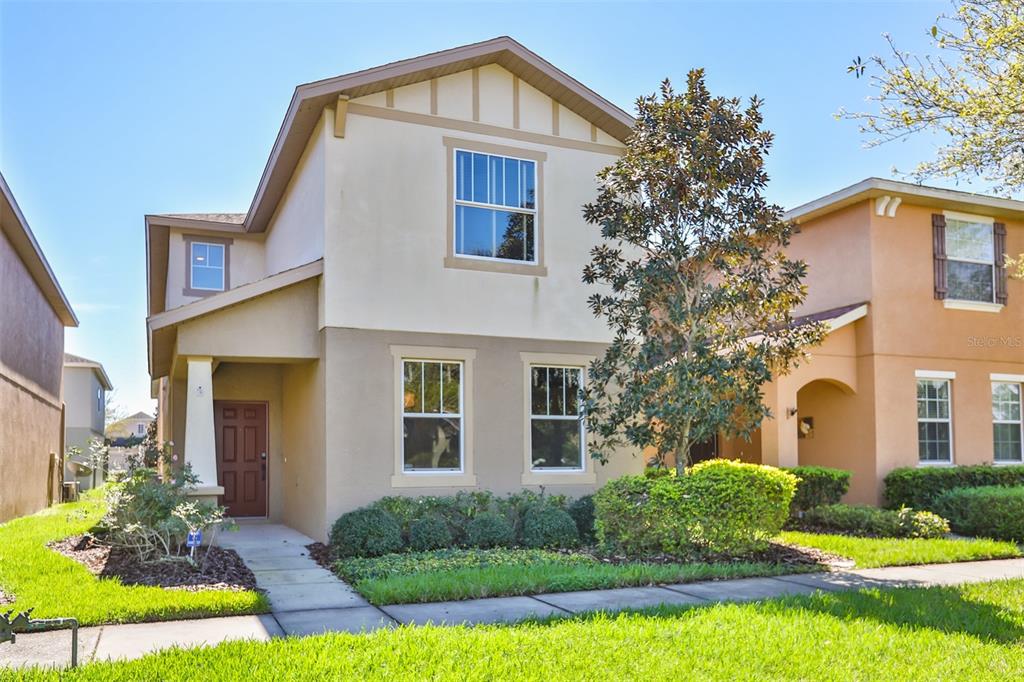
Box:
[50, 534, 259, 592]
[307, 542, 332, 570]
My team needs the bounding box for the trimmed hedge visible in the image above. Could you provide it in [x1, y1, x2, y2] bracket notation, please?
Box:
[522, 505, 579, 549]
[330, 508, 404, 559]
[595, 460, 797, 558]
[933, 486, 1024, 541]
[784, 466, 851, 514]
[409, 516, 453, 552]
[884, 465, 1024, 510]
[567, 495, 596, 542]
[465, 512, 515, 548]
[796, 504, 949, 539]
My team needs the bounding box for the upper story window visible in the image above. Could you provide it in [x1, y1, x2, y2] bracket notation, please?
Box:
[190, 242, 226, 292]
[454, 149, 537, 263]
[96, 387, 102, 414]
[946, 217, 995, 302]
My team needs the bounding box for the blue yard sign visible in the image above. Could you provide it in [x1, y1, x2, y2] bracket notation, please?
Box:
[186, 529, 203, 548]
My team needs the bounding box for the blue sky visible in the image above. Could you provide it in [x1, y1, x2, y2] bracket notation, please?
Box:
[1, 1, 953, 414]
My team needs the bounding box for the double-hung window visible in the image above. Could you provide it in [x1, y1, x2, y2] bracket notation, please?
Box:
[190, 241, 226, 292]
[529, 366, 584, 471]
[993, 381, 1024, 463]
[946, 217, 995, 302]
[454, 149, 537, 263]
[401, 360, 463, 472]
[917, 377, 953, 463]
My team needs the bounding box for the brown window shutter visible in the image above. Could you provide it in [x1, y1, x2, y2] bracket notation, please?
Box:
[932, 214, 947, 300]
[995, 222, 1008, 304]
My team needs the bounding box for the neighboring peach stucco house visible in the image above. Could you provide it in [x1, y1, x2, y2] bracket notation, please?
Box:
[717, 179, 1024, 505]
[145, 38, 645, 541]
[1, 172, 78, 521]
[62, 352, 113, 490]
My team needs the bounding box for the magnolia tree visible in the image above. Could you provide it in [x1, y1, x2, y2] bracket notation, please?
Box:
[581, 71, 825, 475]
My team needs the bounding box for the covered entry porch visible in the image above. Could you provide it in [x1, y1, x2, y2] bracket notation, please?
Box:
[148, 267, 327, 539]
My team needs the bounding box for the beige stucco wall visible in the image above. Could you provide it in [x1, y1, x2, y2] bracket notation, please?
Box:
[62, 365, 104, 433]
[264, 115, 327, 276]
[325, 63, 624, 344]
[165, 229, 266, 311]
[281, 358, 326, 540]
[317, 327, 644, 541]
[0, 226, 64, 521]
[176, 279, 320, 361]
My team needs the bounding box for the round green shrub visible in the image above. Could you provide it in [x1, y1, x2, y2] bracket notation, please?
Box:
[933, 486, 1024, 541]
[683, 460, 798, 555]
[567, 495, 596, 542]
[522, 505, 579, 549]
[897, 508, 950, 539]
[329, 507, 404, 559]
[594, 474, 689, 556]
[784, 466, 851, 514]
[465, 511, 515, 548]
[408, 515, 453, 551]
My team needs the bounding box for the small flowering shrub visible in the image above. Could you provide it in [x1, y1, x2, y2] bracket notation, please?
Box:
[101, 465, 230, 562]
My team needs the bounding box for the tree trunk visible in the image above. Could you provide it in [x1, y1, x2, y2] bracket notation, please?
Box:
[675, 419, 692, 476]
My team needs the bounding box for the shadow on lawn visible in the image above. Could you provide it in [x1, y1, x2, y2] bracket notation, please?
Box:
[554, 581, 1024, 645]
[784, 584, 1024, 644]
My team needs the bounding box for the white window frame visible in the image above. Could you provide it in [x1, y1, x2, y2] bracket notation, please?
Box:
[189, 241, 226, 292]
[943, 210, 996, 305]
[915, 370, 955, 466]
[390, 345, 476, 488]
[452, 147, 539, 266]
[991, 374, 1024, 464]
[520, 352, 596, 485]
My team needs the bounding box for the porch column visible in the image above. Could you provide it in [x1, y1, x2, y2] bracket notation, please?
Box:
[183, 356, 223, 499]
[760, 377, 799, 468]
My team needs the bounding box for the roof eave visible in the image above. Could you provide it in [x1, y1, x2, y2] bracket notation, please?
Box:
[786, 178, 1024, 224]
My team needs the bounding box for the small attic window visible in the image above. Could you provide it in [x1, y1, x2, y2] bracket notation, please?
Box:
[183, 234, 232, 297]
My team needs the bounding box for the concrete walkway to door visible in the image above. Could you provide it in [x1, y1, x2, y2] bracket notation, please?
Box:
[218, 523, 395, 636]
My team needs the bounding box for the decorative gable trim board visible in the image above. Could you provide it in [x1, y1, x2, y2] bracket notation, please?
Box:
[244, 37, 633, 235]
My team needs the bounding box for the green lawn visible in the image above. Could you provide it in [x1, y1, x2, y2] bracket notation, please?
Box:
[336, 548, 818, 605]
[780, 531, 1021, 568]
[0, 492, 267, 626]
[12, 579, 1024, 680]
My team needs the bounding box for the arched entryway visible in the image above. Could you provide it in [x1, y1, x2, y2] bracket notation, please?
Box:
[795, 378, 857, 469]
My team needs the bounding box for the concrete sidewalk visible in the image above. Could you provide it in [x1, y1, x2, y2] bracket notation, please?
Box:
[3, 557, 1022, 670]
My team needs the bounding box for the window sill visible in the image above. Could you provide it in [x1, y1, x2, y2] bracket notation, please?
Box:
[182, 287, 224, 298]
[521, 470, 597, 486]
[390, 473, 477, 488]
[993, 460, 1024, 467]
[444, 256, 547, 277]
[943, 299, 1004, 313]
[916, 461, 954, 468]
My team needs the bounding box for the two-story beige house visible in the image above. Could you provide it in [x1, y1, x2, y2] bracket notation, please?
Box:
[1, 172, 78, 521]
[146, 38, 644, 540]
[62, 352, 113, 490]
[716, 179, 1024, 504]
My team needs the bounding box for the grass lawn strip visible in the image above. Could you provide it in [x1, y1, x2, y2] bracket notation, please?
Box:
[0, 493, 267, 626]
[336, 547, 821, 605]
[779, 531, 1022, 568]
[11, 578, 1024, 681]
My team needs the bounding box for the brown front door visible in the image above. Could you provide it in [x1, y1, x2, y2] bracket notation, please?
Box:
[215, 402, 268, 517]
